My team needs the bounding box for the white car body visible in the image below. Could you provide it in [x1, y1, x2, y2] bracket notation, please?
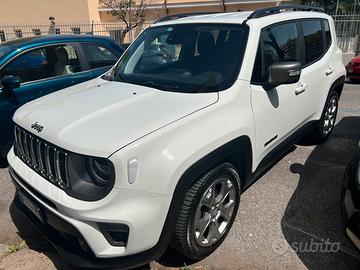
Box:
[8, 8, 345, 269]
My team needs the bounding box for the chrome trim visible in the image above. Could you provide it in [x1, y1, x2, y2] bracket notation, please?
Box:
[23, 132, 30, 163]
[37, 140, 46, 175]
[29, 136, 37, 168]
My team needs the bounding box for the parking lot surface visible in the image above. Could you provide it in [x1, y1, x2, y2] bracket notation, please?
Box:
[0, 83, 359, 270]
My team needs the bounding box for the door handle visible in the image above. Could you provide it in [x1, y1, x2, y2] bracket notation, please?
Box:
[325, 67, 334, 76]
[294, 83, 308, 95]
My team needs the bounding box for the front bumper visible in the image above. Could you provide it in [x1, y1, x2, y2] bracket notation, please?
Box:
[341, 157, 360, 250]
[8, 148, 174, 268]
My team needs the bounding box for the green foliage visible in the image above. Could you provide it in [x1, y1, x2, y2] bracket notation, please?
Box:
[98, 0, 149, 41]
[7, 241, 25, 254]
[180, 264, 192, 270]
[302, 0, 359, 14]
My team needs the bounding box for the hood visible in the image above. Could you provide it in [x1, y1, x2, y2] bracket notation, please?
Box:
[14, 78, 218, 157]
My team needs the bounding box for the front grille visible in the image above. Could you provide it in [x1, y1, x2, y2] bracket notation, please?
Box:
[14, 125, 69, 189]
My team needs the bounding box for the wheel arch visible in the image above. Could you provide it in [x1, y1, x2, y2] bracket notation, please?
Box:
[174, 135, 253, 196]
[329, 75, 345, 99]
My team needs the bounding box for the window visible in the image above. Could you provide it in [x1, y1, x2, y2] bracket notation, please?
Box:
[32, 28, 41, 36]
[81, 44, 118, 69]
[71, 27, 81, 34]
[1, 48, 49, 83]
[303, 20, 323, 65]
[323, 20, 332, 49]
[0, 31, 5, 42]
[111, 23, 248, 93]
[0, 44, 82, 83]
[14, 29, 22, 39]
[252, 22, 299, 84]
[55, 28, 61, 34]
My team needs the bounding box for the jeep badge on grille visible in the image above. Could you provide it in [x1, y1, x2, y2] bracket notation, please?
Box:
[31, 122, 44, 133]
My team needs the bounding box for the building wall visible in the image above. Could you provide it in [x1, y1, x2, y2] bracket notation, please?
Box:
[0, 0, 302, 24]
[98, 0, 302, 22]
[0, 0, 93, 24]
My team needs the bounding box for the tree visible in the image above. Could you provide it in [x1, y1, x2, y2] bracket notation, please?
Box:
[99, 0, 150, 43]
[302, 0, 359, 14]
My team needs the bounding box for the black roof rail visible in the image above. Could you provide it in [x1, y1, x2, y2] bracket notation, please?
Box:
[246, 4, 324, 20]
[155, 12, 219, 23]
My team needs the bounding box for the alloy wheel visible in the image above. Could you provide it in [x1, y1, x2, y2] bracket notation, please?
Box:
[194, 177, 236, 247]
[322, 96, 338, 135]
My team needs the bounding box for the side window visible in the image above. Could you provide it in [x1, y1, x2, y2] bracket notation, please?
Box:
[323, 19, 332, 49]
[1, 44, 82, 83]
[81, 43, 119, 69]
[302, 20, 324, 65]
[61, 44, 82, 73]
[251, 22, 299, 84]
[2, 48, 50, 83]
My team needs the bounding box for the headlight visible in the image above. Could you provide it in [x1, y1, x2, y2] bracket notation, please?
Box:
[87, 157, 114, 186]
[66, 153, 115, 201]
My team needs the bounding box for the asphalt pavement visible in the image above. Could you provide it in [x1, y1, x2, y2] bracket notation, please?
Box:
[0, 82, 359, 270]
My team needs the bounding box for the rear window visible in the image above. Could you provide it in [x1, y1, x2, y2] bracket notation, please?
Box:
[303, 20, 324, 65]
[323, 19, 332, 49]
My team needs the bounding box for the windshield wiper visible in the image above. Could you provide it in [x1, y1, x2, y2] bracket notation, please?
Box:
[145, 80, 179, 91]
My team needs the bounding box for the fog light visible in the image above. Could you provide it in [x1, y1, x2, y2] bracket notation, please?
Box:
[98, 223, 129, 247]
[127, 157, 138, 184]
[78, 238, 89, 252]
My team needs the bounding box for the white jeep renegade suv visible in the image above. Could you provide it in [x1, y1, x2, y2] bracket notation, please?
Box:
[8, 5, 345, 269]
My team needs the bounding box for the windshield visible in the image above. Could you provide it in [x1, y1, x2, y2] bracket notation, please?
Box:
[0, 45, 14, 62]
[110, 23, 248, 93]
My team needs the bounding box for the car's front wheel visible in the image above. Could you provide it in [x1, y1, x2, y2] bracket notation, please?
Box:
[171, 163, 240, 260]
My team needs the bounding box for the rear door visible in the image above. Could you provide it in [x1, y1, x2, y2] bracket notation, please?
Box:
[298, 19, 333, 119]
[250, 21, 306, 161]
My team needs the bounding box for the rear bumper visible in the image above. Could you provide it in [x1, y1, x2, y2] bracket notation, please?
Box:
[9, 166, 172, 269]
[346, 72, 360, 79]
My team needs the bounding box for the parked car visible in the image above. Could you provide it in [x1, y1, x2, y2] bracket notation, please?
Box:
[0, 35, 124, 162]
[342, 144, 360, 250]
[345, 55, 360, 83]
[8, 5, 345, 269]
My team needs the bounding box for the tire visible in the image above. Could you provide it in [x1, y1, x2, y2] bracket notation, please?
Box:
[308, 91, 339, 144]
[171, 163, 241, 260]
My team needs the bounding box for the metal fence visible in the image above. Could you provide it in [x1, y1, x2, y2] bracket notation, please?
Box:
[0, 13, 359, 54]
[331, 12, 360, 54]
[0, 21, 152, 44]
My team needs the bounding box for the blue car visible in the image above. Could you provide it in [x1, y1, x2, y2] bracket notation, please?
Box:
[0, 35, 124, 162]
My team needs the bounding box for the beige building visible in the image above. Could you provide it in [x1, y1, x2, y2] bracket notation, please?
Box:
[0, 0, 303, 24]
[0, 0, 301, 42]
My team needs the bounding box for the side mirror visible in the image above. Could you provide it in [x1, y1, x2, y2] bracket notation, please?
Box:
[267, 62, 301, 87]
[1, 75, 20, 92]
